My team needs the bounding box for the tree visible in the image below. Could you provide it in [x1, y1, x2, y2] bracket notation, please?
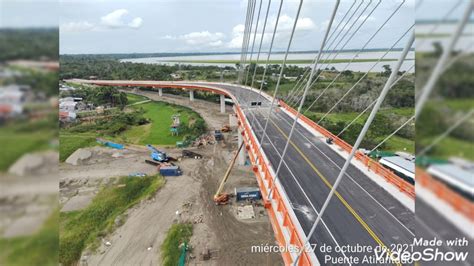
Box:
[382, 64, 392, 77]
[432, 42, 443, 57]
[341, 70, 354, 80]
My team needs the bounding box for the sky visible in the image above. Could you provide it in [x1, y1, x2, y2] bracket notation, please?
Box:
[0, 0, 59, 28]
[4, 0, 469, 55]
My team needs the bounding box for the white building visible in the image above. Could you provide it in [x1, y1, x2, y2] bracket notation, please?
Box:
[59, 101, 77, 112]
[0, 85, 26, 117]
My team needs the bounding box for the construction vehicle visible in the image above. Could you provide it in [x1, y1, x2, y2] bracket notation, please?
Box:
[221, 125, 231, 132]
[214, 130, 223, 141]
[213, 142, 245, 204]
[145, 159, 161, 166]
[159, 165, 182, 176]
[182, 150, 203, 159]
[146, 144, 168, 162]
[145, 159, 182, 176]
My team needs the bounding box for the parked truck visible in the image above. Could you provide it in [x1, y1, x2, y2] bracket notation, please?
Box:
[182, 150, 203, 159]
[235, 187, 261, 201]
[214, 130, 223, 141]
[159, 165, 182, 176]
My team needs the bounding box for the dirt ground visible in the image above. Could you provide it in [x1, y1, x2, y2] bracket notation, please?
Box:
[0, 151, 58, 239]
[190, 142, 284, 266]
[59, 92, 283, 266]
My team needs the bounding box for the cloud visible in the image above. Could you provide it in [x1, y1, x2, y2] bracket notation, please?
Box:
[61, 21, 95, 32]
[163, 31, 226, 47]
[101, 9, 129, 28]
[226, 15, 316, 49]
[128, 17, 143, 29]
[358, 15, 375, 23]
[160, 14, 316, 50]
[181, 31, 225, 45]
[100, 9, 143, 29]
[209, 40, 223, 47]
[278, 15, 316, 31]
[227, 24, 245, 48]
[162, 35, 175, 40]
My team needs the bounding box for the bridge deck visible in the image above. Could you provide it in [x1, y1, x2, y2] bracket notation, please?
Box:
[206, 82, 415, 263]
[70, 80, 415, 264]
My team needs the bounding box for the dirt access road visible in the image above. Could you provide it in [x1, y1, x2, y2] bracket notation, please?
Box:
[81, 143, 282, 266]
[124, 89, 234, 130]
[61, 91, 282, 265]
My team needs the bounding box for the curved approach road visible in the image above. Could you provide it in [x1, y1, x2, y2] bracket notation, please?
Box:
[70, 80, 415, 265]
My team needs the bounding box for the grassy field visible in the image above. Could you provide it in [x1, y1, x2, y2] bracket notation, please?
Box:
[305, 108, 414, 124]
[59, 132, 97, 162]
[444, 99, 474, 111]
[59, 175, 165, 265]
[118, 99, 205, 146]
[161, 223, 193, 266]
[59, 95, 206, 160]
[0, 209, 59, 266]
[0, 119, 55, 171]
[384, 135, 415, 154]
[305, 108, 415, 153]
[168, 58, 406, 65]
[421, 136, 474, 161]
[126, 93, 148, 105]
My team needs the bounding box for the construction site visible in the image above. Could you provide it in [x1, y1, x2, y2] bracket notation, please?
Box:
[59, 89, 284, 265]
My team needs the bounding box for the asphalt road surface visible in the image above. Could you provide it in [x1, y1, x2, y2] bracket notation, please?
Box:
[415, 199, 472, 266]
[72, 80, 417, 265]
[200, 83, 416, 265]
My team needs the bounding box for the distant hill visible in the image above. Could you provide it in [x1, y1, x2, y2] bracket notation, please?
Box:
[60, 47, 411, 60]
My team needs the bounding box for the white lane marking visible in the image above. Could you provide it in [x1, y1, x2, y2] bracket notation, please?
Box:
[248, 110, 351, 264]
[272, 110, 415, 237]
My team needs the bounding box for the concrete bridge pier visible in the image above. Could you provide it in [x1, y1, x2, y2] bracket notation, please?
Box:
[238, 128, 246, 166]
[189, 90, 194, 101]
[220, 94, 225, 113]
[158, 88, 163, 97]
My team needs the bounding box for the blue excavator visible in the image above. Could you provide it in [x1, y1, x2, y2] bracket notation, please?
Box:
[146, 144, 168, 162]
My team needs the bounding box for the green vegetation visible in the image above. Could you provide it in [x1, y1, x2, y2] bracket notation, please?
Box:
[0, 28, 58, 61]
[416, 54, 473, 163]
[59, 93, 206, 159]
[384, 135, 415, 154]
[59, 133, 97, 162]
[63, 109, 148, 137]
[60, 175, 165, 266]
[304, 108, 414, 153]
[161, 223, 193, 266]
[169, 58, 404, 65]
[0, 118, 56, 171]
[59, 109, 148, 160]
[61, 86, 128, 108]
[419, 136, 474, 161]
[60, 54, 415, 154]
[126, 93, 148, 104]
[444, 99, 474, 111]
[0, 209, 59, 266]
[119, 99, 206, 146]
[60, 56, 219, 81]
